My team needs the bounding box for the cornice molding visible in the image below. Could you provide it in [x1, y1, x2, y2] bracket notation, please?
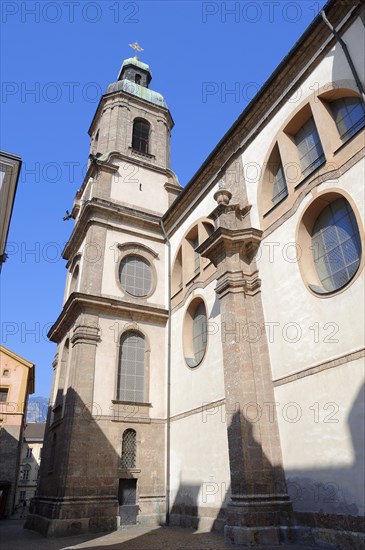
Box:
[48, 292, 169, 343]
[63, 198, 163, 261]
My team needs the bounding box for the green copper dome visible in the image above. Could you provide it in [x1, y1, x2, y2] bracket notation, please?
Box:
[106, 57, 168, 109]
[106, 79, 168, 108]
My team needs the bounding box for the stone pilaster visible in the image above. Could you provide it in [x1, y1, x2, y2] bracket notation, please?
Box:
[199, 189, 297, 546]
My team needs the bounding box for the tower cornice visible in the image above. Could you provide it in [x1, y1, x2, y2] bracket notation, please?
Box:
[63, 198, 164, 262]
[48, 292, 169, 344]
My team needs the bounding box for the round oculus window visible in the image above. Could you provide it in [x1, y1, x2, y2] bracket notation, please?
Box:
[119, 255, 152, 297]
[310, 198, 361, 293]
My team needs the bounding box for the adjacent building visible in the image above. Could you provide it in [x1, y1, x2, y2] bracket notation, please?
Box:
[27, 0, 364, 547]
[0, 346, 35, 517]
[0, 150, 22, 271]
[15, 423, 46, 510]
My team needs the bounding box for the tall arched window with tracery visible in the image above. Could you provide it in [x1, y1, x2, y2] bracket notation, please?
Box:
[117, 331, 145, 402]
[121, 429, 137, 469]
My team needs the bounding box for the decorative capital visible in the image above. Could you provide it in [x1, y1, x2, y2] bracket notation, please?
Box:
[71, 322, 101, 346]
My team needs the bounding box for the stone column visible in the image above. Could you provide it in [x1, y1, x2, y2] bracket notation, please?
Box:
[199, 189, 295, 546]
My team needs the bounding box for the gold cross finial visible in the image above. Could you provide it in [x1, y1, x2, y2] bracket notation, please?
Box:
[129, 42, 144, 60]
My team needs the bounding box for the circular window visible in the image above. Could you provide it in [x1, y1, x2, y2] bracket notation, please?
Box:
[299, 194, 362, 295]
[183, 298, 208, 368]
[119, 255, 152, 297]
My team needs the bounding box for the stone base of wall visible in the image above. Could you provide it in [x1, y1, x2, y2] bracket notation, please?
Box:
[25, 512, 119, 537]
[25, 495, 119, 537]
[294, 511, 365, 550]
[25, 495, 167, 536]
[224, 525, 316, 547]
[223, 512, 365, 548]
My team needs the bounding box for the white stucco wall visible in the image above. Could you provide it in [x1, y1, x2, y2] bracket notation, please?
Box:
[274, 357, 364, 516]
[111, 162, 169, 215]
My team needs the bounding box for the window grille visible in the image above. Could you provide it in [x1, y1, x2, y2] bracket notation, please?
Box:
[295, 118, 325, 177]
[118, 332, 145, 403]
[331, 97, 365, 141]
[272, 163, 288, 205]
[311, 198, 361, 292]
[121, 429, 137, 469]
[119, 256, 152, 297]
[132, 119, 150, 153]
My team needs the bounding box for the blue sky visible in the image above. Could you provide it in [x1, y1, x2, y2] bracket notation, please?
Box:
[1, 0, 327, 397]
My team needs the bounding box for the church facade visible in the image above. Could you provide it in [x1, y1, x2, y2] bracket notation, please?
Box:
[27, 0, 365, 547]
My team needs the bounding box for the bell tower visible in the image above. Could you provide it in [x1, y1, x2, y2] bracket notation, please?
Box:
[80, 55, 181, 215]
[26, 55, 180, 536]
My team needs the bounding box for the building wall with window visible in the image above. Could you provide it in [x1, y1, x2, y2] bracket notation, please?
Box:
[15, 423, 45, 509]
[0, 346, 34, 517]
[29, 1, 364, 547]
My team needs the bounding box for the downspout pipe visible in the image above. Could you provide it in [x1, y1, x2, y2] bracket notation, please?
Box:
[321, 10, 365, 103]
[160, 219, 171, 526]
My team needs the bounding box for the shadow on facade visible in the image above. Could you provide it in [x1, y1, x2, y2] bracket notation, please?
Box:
[25, 382, 364, 546]
[0, 428, 20, 518]
[285, 381, 364, 540]
[26, 387, 121, 537]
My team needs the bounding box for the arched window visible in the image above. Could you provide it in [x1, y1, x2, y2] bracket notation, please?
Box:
[135, 74, 141, 85]
[184, 299, 208, 368]
[69, 265, 79, 294]
[132, 119, 150, 154]
[54, 339, 69, 409]
[330, 97, 365, 141]
[311, 198, 361, 293]
[172, 247, 183, 295]
[118, 332, 145, 402]
[93, 129, 99, 153]
[121, 429, 137, 469]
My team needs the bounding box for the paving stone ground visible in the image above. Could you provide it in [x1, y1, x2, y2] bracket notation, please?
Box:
[0, 520, 329, 550]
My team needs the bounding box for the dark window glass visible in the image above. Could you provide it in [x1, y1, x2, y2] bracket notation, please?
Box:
[311, 198, 361, 292]
[132, 119, 150, 154]
[295, 118, 325, 177]
[331, 97, 365, 140]
[118, 332, 145, 402]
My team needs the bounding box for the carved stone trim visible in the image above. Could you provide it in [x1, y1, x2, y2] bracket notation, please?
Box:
[70, 322, 101, 346]
[48, 292, 168, 343]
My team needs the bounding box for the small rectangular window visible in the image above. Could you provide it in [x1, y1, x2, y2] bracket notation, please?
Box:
[0, 388, 9, 403]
